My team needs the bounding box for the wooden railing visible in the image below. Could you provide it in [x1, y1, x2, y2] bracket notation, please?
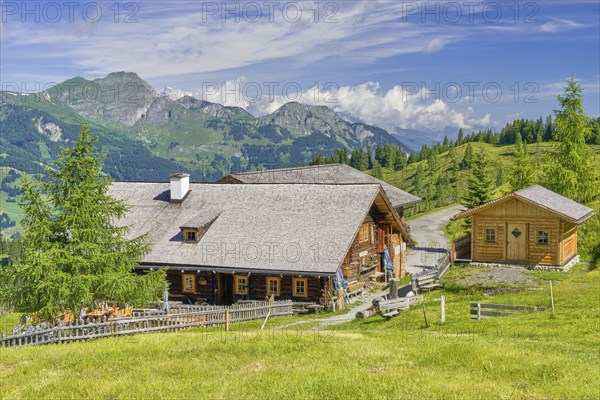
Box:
[0, 300, 293, 348]
[411, 251, 452, 292]
[470, 303, 547, 320]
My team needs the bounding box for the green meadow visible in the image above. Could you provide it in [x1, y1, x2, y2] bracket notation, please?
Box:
[1, 264, 598, 400]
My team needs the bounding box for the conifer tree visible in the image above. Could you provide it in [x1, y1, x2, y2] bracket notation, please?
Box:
[542, 77, 598, 203]
[462, 149, 494, 210]
[394, 148, 407, 171]
[383, 145, 396, 168]
[0, 123, 167, 317]
[509, 132, 535, 191]
[460, 143, 474, 170]
[371, 160, 383, 179]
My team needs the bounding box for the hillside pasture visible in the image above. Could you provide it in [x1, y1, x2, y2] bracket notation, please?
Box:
[1, 265, 598, 399]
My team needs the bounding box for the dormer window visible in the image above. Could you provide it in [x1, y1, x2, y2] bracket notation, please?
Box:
[181, 227, 200, 243]
[179, 213, 221, 244]
[186, 230, 197, 242]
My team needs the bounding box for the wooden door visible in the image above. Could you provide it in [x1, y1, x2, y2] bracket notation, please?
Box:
[507, 223, 527, 262]
[218, 274, 234, 305]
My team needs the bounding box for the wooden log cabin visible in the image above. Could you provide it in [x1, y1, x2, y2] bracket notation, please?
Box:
[109, 173, 415, 306]
[452, 185, 595, 267]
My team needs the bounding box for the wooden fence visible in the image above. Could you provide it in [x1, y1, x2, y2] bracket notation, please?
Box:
[470, 302, 547, 320]
[411, 250, 452, 292]
[0, 301, 293, 348]
[452, 233, 471, 261]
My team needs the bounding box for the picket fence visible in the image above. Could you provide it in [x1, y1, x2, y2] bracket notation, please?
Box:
[0, 300, 293, 348]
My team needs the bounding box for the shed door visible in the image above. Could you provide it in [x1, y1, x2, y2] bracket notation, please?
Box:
[507, 223, 527, 262]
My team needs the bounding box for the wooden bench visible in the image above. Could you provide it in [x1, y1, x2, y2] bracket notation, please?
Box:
[292, 301, 318, 315]
[346, 281, 365, 300]
[377, 295, 424, 319]
[413, 273, 444, 292]
[370, 271, 385, 282]
[305, 304, 325, 314]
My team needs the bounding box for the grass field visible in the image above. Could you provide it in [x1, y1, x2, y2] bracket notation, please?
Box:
[1, 265, 598, 399]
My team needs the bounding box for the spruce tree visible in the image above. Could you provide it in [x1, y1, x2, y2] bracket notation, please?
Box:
[509, 133, 535, 191]
[383, 145, 396, 168]
[542, 77, 598, 203]
[460, 143, 474, 170]
[0, 123, 166, 317]
[462, 149, 494, 209]
[393, 148, 407, 171]
[371, 160, 383, 179]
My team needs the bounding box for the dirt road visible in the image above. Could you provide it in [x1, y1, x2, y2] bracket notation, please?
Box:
[406, 205, 465, 275]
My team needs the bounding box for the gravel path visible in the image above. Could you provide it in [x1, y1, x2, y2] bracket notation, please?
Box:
[274, 290, 388, 331]
[406, 205, 465, 275]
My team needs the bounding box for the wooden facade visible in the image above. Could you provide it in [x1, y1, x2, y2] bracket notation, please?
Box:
[339, 208, 405, 285]
[162, 201, 406, 305]
[463, 197, 581, 266]
[166, 270, 325, 305]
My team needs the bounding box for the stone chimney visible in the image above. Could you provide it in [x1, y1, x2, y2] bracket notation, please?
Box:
[170, 173, 190, 203]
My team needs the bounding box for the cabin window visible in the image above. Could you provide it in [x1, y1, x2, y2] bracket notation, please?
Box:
[266, 277, 281, 296]
[537, 230, 549, 245]
[485, 228, 496, 243]
[234, 275, 249, 295]
[359, 224, 370, 243]
[182, 274, 196, 293]
[186, 231, 197, 242]
[293, 277, 308, 297]
[182, 229, 199, 242]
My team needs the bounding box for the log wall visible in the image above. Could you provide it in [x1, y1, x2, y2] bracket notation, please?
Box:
[470, 198, 569, 265]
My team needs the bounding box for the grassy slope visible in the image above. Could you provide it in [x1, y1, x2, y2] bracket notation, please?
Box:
[0, 167, 26, 238]
[1, 265, 598, 399]
[378, 142, 600, 216]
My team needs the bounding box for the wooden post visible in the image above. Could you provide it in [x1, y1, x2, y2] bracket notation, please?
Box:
[390, 279, 398, 299]
[550, 281, 555, 316]
[261, 309, 271, 330]
[336, 287, 345, 311]
[441, 295, 446, 324]
[422, 303, 429, 328]
[477, 303, 481, 321]
[225, 309, 230, 333]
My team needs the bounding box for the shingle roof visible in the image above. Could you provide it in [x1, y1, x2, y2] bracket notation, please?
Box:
[221, 164, 421, 208]
[514, 185, 595, 224]
[108, 183, 389, 275]
[452, 185, 595, 224]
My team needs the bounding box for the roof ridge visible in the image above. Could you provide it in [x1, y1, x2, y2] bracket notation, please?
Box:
[232, 163, 345, 176]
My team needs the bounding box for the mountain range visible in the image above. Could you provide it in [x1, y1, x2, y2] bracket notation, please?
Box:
[1, 72, 410, 182]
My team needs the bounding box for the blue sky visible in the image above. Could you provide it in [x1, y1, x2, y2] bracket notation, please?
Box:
[1, 0, 599, 136]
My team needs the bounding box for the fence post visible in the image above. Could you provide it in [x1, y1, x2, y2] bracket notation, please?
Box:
[422, 303, 429, 328]
[441, 295, 446, 324]
[477, 303, 481, 321]
[550, 281, 555, 316]
[390, 279, 398, 299]
[225, 309, 230, 333]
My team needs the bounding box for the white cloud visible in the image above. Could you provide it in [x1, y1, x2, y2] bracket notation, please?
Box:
[540, 19, 585, 33]
[424, 38, 447, 54]
[2, 1, 466, 80]
[182, 78, 494, 132]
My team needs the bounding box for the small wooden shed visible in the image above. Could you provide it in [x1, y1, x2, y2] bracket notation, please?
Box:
[452, 185, 595, 267]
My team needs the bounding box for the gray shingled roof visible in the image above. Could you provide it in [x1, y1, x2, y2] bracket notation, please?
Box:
[108, 183, 385, 275]
[452, 185, 595, 224]
[515, 185, 595, 224]
[223, 164, 421, 208]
